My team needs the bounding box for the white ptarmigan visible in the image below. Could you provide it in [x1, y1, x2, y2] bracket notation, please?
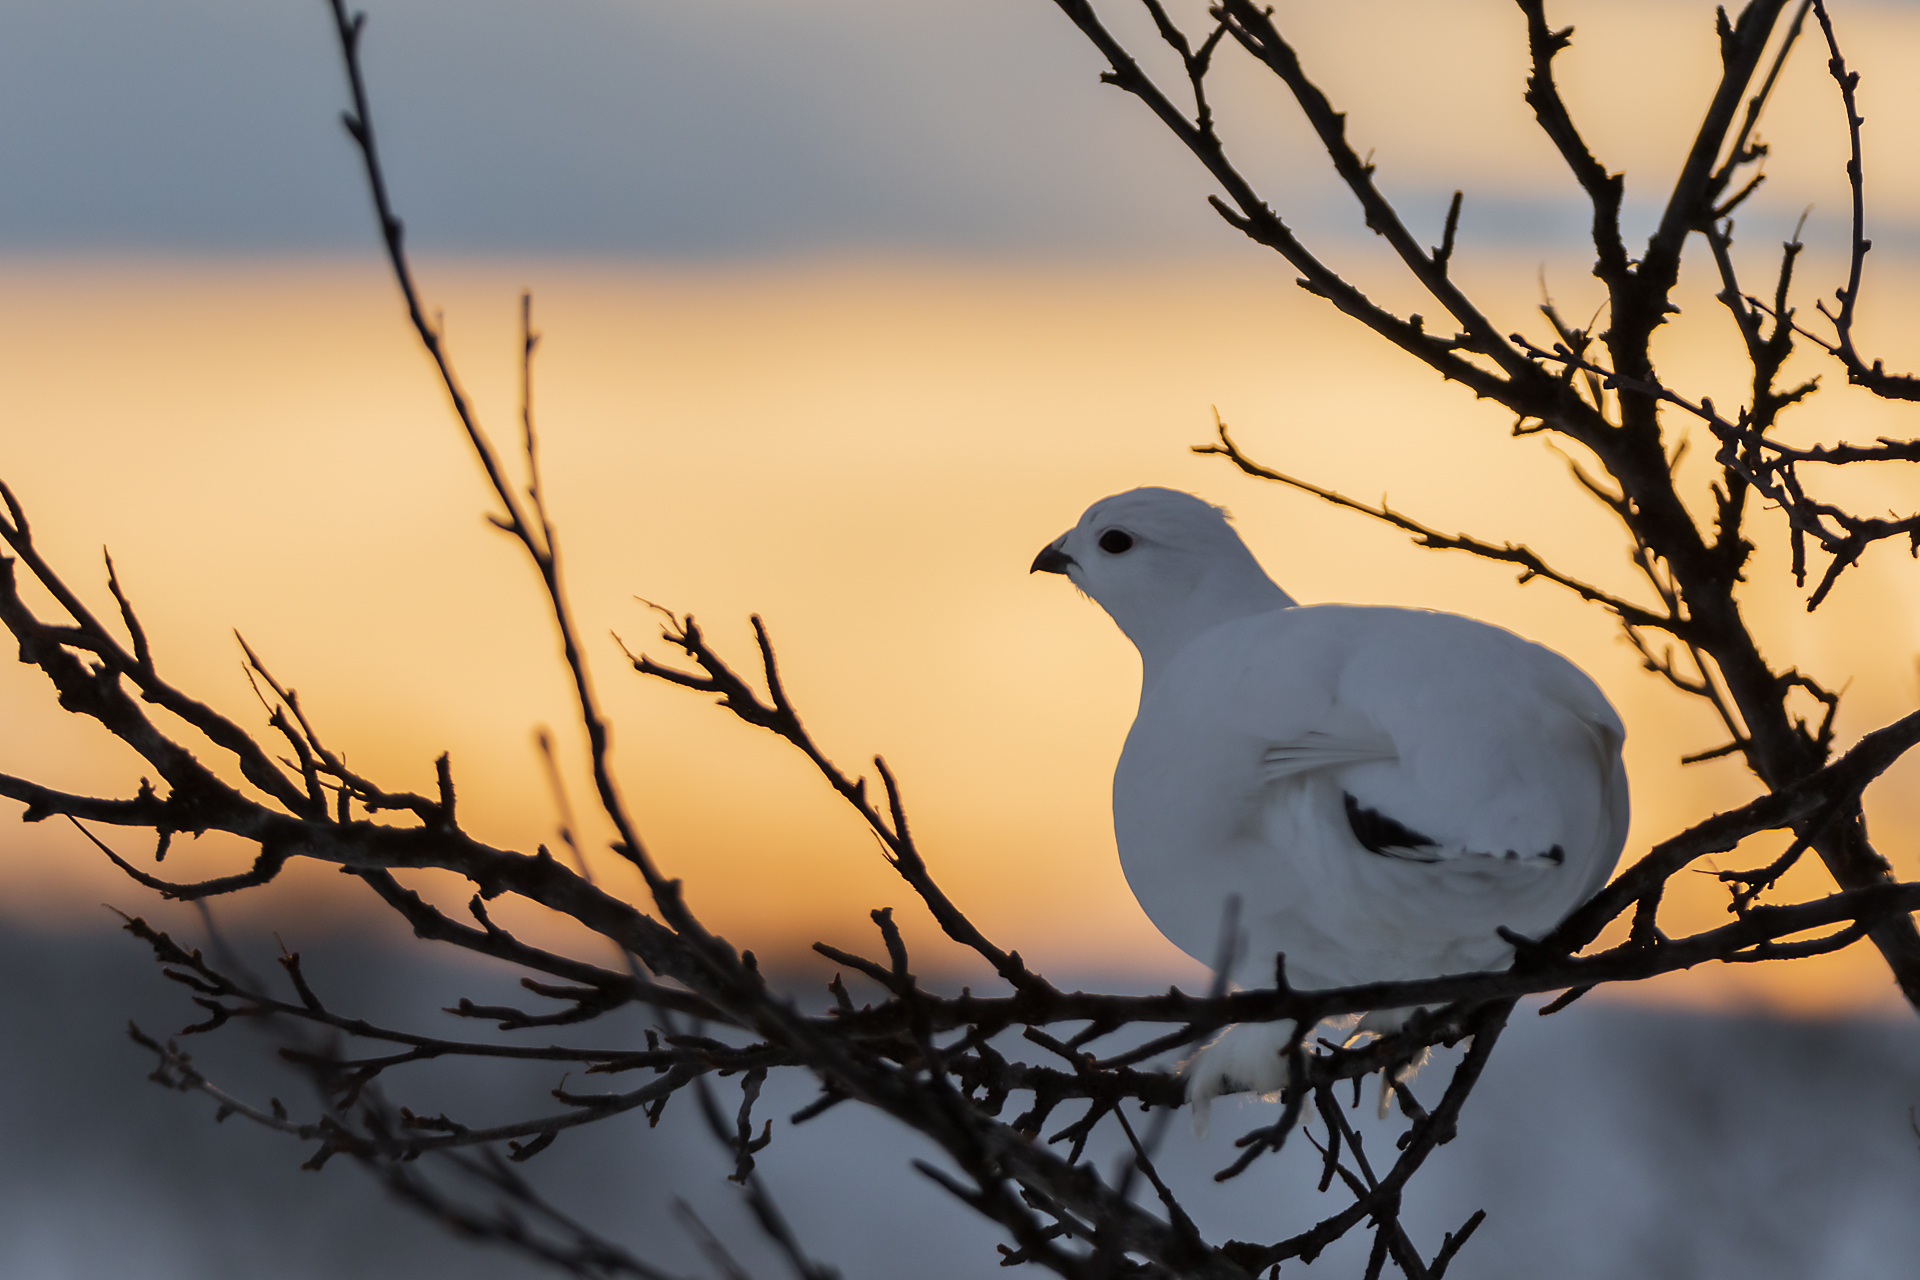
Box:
[1032, 487, 1628, 1128]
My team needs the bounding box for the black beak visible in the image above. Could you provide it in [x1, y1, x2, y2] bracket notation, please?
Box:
[1030, 543, 1075, 575]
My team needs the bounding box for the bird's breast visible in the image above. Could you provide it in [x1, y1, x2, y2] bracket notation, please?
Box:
[1113, 671, 1303, 966]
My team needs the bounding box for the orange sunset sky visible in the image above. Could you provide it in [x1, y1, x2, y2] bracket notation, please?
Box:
[2, 1, 1919, 1013]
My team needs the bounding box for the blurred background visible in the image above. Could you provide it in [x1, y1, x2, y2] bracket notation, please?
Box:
[1, 1, 1919, 1275]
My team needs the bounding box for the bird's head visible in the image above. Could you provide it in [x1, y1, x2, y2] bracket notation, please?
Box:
[1032, 487, 1295, 678]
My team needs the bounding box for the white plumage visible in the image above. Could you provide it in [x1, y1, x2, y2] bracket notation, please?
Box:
[1033, 487, 1628, 1126]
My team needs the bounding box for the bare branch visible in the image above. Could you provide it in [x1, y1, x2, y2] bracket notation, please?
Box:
[1196, 415, 1678, 632]
[1807, 0, 1920, 399]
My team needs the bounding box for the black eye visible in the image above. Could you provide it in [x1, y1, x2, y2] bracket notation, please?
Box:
[1098, 529, 1134, 555]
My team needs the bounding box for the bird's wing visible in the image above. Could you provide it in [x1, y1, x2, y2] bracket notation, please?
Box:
[1257, 729, 1397, 781]
[1323, 610, 1622, 872]
[1231, 606, 1622, 872]
[1261, 731, 1466, 863]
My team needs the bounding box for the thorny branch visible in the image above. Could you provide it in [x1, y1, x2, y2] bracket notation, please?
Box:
[3, 3, 1919, 1279]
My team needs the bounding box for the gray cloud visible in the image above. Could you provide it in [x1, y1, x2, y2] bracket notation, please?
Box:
[9, 0, 1877, 260]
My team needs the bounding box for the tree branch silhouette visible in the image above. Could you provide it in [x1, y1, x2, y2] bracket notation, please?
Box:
[4, 3, 1918, 1278]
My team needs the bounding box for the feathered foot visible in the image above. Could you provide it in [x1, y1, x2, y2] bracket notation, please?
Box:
[1184, 1019, 1298, 1138]
[1345, 1008, 1432, 1119]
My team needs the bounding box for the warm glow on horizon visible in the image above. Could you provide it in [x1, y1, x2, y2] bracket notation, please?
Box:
[0, 252, 1915, 1014]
